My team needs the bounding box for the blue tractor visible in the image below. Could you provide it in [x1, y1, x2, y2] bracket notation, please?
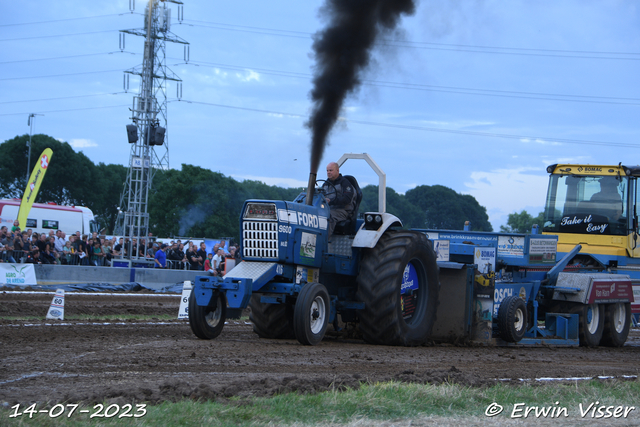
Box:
[188, 154, 440, 346]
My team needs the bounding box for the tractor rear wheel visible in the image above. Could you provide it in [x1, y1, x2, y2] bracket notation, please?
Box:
[249, 294, 294, 339]
[601, 303, 631, 347]
[293, 282, 329, 345]
[356, 230, 440, 346]
[189, 291, 227, 340]
[497, 295, 527, 342]
[571, 303, 604, 347]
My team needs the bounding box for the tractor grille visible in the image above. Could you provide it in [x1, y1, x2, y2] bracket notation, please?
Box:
[243, 221, 279, 259]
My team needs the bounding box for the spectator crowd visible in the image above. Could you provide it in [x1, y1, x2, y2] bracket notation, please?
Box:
[0, 224, 241, 272]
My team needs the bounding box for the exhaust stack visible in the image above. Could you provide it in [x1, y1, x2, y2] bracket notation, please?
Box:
[306, 172, 317, 205]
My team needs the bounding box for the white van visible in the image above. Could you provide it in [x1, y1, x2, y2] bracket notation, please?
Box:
[0, 199, 99, 236]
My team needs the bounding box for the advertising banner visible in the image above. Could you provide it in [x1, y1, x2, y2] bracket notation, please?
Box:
[0, 263, 37, 285]
[18, 148, 53, 230]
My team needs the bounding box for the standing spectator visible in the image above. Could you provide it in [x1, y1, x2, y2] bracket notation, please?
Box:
[166, 242, 178, 260]
[13, 230, 24, 262]
[130, 238, 138, 258]
[197, 242, 208, 271]
[113, 237, 124, 257]
[147, 243, 159, 259]
[77, 235, 89, 265]
[0, 226, 8, 243]
[36, 234, 51, 264]
[48, 236, 60, 264]
[177, 243, 187, 262]
[1, 227, 15, 263]
[154, 243, 167, 268]
[11, 220, 20, 232]
[91, 240, 105, 266]
[104, 238, 114, 265]
[54, 230, 65, 253]
[186, 243, 199, 270]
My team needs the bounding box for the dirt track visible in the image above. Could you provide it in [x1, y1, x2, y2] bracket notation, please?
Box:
[1, 290, 640, 406]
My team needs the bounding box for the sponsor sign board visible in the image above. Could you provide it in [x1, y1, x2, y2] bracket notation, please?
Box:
[529, 238, 557, 264]
[0, 263, 37, 285]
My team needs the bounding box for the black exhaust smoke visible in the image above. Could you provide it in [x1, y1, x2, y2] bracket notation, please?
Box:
[306, 0, 416, 180]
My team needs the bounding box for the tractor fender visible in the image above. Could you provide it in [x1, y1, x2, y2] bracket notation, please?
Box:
[352, 212, 403, 248]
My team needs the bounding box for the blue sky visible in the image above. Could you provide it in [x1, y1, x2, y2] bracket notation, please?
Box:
[1, 1, 639, 230]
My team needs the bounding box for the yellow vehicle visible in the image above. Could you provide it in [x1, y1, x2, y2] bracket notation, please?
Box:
[542, 164, 639, 268]
[542, 163, 638, 346]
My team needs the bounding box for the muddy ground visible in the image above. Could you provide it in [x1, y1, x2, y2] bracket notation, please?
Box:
[1, 290, 640, 406]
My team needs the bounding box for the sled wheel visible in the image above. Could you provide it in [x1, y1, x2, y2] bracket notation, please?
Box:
[188, 290, 227, 340]
[497, 295, 527, 343]
[601, 303, 631, 347]
[356, 230, 440, 346]
[570, 303, 604, 347]
[249, 294, 294, 339]
[293, 282, 329, 345]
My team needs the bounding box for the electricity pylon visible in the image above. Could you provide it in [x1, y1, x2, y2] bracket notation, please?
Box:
[115, 0, 188, 259]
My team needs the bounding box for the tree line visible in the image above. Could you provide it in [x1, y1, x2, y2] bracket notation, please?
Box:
[0, 134, 493, 241]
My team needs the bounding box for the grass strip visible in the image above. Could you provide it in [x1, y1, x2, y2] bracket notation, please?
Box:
[2, 379, 639, 426]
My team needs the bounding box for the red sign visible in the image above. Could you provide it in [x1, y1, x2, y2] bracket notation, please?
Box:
[588, 278, 633, 304]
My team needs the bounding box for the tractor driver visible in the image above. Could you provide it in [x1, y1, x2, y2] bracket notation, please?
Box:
[322, 161, 356, 237]
[590, 177, 624, 222]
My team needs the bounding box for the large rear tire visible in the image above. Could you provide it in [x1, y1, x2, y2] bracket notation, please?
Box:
[497, 295, 527, 343]
[356, 230, 440, 346]
[571, 303, 604, 347]
[189, 291, 227, 340]
[601, 303, 631, 347]
[248, 294, 294, 339]
[293, 282, 329, 346]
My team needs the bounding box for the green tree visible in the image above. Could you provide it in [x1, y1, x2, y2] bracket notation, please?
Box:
[93, 163, 128, 233]
[0, 134, 124, 231]
[405, 185, 492, 231]
[0, 134, 98, 205]
[148, 164, 304, 240]
[359, 185, 425, 228]
[499, 210, 544, 234]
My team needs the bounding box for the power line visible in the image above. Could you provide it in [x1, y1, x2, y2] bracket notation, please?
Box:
[381, 41, 640, 60]
[180, 18, 640, 60]
[172, 59, 640, 106]
[0, 104, 130, 117]
[0, 29, 119, 42]
[0, 13, 138, 27]
[0, 69, 123, 81]
[0, 51, 137, 65]
[171, 99, 640, 149]
[0, 92, 128, 105]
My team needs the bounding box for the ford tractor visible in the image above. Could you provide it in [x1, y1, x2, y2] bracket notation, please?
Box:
[188, 153, 440, 346]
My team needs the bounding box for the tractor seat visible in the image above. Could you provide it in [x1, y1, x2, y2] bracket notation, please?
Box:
[333, 175, 363, 236]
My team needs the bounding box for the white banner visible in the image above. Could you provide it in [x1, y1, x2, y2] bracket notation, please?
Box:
[0, 263, 37, 285]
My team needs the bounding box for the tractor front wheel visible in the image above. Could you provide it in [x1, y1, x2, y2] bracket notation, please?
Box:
[293, 282, 329, 345]
[189, 291, 227, 340]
